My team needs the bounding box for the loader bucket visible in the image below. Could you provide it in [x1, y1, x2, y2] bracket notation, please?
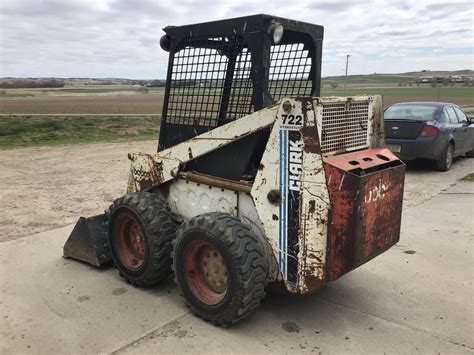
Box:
[63, 214, 112, 267]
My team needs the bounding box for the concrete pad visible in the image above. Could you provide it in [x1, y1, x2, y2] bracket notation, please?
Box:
[1, 183, 473, 353]
[118, 183, 474, 354]
[0, 225, 187, 353]
[402, 156, 473, 208]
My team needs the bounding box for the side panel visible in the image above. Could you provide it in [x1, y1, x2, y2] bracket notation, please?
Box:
[164, 179, 279, 281]
[166, 180, 237, 220]
[251, 98, 330, 293]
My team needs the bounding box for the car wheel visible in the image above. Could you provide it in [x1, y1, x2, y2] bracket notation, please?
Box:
[435, 143, 454, 171]
[466, 150, 474, 158]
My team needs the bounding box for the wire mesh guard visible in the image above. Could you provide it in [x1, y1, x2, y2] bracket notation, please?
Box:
[167, 37, 253, 127]
[320, 101, 370, 155]
[269, 43, 313, 102]
[166, 38, 314, 126]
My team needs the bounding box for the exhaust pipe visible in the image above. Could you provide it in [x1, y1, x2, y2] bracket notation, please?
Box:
[63, 214, 112, 267]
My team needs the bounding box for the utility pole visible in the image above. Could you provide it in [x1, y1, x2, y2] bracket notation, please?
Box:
[344, 54, 350, 94]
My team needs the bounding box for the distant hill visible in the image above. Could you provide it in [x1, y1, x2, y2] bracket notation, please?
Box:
[321, 70, 473, 87]
[400, 70, 473, 77]
[322, 70, 473, 83]
[2, 70, 472, 87]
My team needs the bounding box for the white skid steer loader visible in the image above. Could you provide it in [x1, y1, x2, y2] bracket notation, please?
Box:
[64, 14, 405, 326]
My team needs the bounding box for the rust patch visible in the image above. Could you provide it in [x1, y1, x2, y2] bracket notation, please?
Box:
[129, 153, 165, 191]
[272, 214, 279, 221]
[267, 189, 280, 204]
[188, 147, 193, 159]
[301, 126, 321, 154]
[258, 163, 265, 171]
[308, 200, 316, 214]
[299, 97, 322, 154]
[184, 171, 252, 193]
[302, 273, 323, 292]
[324, 148, 405, 281]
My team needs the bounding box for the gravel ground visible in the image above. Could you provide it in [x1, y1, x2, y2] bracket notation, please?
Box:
[0, 140, 473, 242]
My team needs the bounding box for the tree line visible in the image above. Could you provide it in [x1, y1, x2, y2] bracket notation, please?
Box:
[0, 79, 65, 88]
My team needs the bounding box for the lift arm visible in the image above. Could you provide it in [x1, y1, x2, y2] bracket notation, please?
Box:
[128, 104, 280, 192]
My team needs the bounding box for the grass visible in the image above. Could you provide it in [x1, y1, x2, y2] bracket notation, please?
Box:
[48, 87, 165, 94]
[0, 93, 34, 98]
[40, 87, 166, 94]
[322, 74, 413, 85]
[461, 173, 474, 182]
[0, 114, 160, 149]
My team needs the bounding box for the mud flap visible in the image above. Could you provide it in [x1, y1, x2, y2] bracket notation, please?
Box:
[63, 214, 111, 267]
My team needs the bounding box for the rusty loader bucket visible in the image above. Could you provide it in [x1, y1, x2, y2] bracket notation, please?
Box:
[324, 148, 405, 281]
[63, 214, 111, 267]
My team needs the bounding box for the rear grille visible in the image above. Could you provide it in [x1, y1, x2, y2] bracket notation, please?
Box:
[321, 101, 370, 155]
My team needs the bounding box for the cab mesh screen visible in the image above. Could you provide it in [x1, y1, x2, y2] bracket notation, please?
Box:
[269, 43, 312, 102]
[167, 37, 253, 126]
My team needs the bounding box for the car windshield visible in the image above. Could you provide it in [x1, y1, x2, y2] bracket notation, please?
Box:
[385, 105, 437, 121]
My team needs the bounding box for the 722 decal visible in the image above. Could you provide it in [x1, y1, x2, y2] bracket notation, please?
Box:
[281, 114, 303, 126]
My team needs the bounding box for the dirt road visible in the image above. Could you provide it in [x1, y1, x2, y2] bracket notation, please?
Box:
[0, 141, 473, 242]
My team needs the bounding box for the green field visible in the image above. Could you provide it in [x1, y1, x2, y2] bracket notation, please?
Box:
[0, 114, 160, 149]
[321, 86, 474, 99]
[40, 87, 166, 94]
[322, 74, 413, 85]
[1, 72, 473, 149]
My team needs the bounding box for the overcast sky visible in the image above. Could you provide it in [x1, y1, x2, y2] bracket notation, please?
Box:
[0, 0, 473, 78]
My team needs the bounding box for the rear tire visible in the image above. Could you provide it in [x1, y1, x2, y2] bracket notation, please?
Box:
[172, 213, 269, 326]
[436, 143, 454, 171]
[107, 192, 176, 287]
[466, 150, 474, 158]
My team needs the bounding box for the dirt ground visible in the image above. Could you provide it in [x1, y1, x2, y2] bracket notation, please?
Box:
[0, 140, 156, 242]
[0, 93, 164, 114]
[0, 140, 473, 242]
[1, 91, 472, 115]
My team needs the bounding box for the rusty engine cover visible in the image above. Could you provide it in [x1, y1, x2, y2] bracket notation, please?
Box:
[324, 148, 405, 281]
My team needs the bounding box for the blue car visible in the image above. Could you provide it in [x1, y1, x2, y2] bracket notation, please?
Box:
[384, 102, 474, 171]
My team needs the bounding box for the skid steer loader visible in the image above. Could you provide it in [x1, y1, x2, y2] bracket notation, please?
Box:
[63, 14, 405, 326]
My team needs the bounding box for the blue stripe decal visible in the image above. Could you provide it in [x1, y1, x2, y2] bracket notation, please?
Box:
[278, 129, 283, 270]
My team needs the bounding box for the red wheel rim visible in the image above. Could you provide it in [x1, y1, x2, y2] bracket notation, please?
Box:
[183, 240, 228, 305]
[114, 213, 146, 269]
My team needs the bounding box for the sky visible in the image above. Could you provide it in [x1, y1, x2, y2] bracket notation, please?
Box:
[0, 0, 473, 78]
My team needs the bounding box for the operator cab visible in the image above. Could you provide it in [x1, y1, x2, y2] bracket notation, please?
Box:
[158, 15, 323, 180]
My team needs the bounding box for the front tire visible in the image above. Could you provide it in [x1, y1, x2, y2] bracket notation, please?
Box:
[436, 143, 454, 171]
[107, 192, 176, 287]
[172, 213, 269, 326]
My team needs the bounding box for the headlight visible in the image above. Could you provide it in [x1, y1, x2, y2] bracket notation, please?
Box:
[268, 22, 284, 44]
